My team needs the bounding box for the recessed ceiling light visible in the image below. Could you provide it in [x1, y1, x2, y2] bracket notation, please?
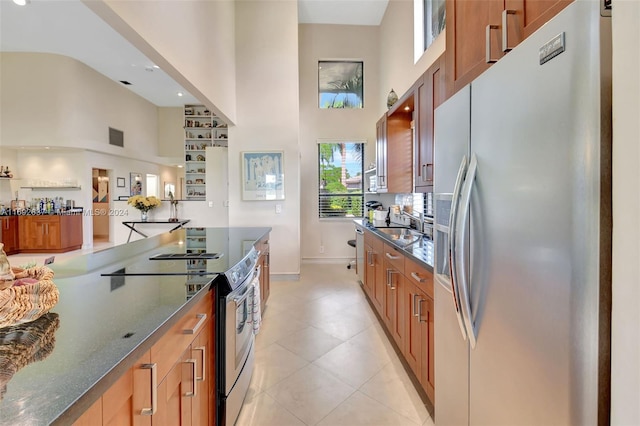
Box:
[44, 147, 50, 150]
[13, 0, 29, 5]
[404, 106, 410, 111]
[153, 65, 160, 69]
[176, 164, 183, 168]
[177, 92, 184, 97]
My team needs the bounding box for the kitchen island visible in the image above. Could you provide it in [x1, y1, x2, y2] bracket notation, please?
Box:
[0, 226, 270, 425]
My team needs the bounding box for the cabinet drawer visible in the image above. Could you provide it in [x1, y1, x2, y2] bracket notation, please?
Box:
[382, 243, 405, 274]
[364, 229, 384, 252]
[405, 257, 434, 299]
[151, 292, 212, 381]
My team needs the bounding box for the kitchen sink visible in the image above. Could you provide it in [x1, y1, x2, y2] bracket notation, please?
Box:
[377, 227, 423, 246]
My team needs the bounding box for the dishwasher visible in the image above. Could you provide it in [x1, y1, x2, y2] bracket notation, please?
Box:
[354, 223, 364, 284]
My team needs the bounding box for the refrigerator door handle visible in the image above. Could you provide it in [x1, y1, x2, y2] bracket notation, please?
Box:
[455, 153, 478, 348]
[449, 155, 468, 340]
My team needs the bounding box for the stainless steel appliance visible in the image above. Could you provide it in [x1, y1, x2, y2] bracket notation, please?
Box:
[215, 247, 260, 426]
[433, 2, 611, 424]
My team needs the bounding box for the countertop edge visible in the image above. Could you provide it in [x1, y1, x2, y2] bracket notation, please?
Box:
[354, 219, 434, 271]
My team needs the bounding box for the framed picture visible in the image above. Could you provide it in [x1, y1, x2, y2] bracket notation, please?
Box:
[130, 173, 142, 196]
[241, 151, 284, 200]
[117, 177, 125, 188]
[164, 182, 175, 198]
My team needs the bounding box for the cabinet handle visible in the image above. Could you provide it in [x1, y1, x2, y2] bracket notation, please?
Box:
[183, 313, 207, 335]
[194, 346, 206, 382]
[418, 298, 426, 323]
[486, 24, 500, 63]
[421, 164, 434, 183]
[411, 272, 426, 283]
[367, 251, 374, 266]
[387, 269, 397, 290]
[385, 252, 400, 260]
[185, 359, 197, 397]
[502, 10, 517, 52]
[413, 293, 420, 317]
[140, 363, 158, 416]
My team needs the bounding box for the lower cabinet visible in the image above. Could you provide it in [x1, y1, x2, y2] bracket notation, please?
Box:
[362, 229, 435, 406]
[73, 293, 214, 426]
[18, 215, 83, 253]
[0, 216, 18, 254]
[256, 236, 270, 311]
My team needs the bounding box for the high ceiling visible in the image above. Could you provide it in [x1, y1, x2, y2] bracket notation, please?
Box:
[0, 0, 388, 108]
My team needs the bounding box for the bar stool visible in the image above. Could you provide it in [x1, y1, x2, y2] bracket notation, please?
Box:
[347, 239, 356, 269]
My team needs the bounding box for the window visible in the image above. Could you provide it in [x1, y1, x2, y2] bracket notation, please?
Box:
[414, 0, 446, 61]
[318, 141, 364, 218]
[318, 61, 363, 109]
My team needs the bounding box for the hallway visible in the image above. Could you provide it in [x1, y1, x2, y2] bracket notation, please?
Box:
[237, 263, 433, 426]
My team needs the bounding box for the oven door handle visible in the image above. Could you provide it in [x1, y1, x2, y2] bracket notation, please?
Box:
[233, 280, 254, 305]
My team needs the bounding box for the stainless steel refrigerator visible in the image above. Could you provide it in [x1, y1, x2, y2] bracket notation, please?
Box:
[433, 1, 612, 424]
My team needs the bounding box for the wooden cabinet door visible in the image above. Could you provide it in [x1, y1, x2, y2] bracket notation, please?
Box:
[375, 115, 388, 192]
[415, 54, 445, 193]
[0, 216, 18, 254]
[508, 0, 573, 40]
[446, 0, 505, 96]
[372, 246, 385, 316]
[103, 368, 134, 426]
[404, 283, 422, 377]
[191, 319, 212, 426]
[382, 261, 405, 349]
[44, 217, 61, 249]
[419, 294, 435, 403]
[153, 347, 193, 426]
[363, 243, 374, 298]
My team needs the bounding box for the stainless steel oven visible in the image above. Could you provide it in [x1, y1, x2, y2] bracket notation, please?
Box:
[215, 247, 260, 426]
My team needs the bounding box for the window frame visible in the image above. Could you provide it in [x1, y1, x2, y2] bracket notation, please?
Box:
[317, 140, 365, 219]
[318, 61, 364, 109]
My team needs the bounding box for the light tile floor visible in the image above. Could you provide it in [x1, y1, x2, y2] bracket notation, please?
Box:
[237, 263, 434, 426]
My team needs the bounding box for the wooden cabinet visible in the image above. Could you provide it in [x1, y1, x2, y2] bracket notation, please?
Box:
[18, 215, 82, 253]
[446, 0, 573, 97]
[74, 293, 214, 426]
[364, 231, 385, 315]
[404, 257, 435, 402]
[0, 216, 18, 254]
[415, 54, 446, 193]
[375, 115, 388, 192]
[361, 228, 435, 406]
[256, 236, 270, 311]
[386, 88, 417, 194]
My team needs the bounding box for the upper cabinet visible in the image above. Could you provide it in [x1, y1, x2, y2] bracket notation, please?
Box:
[415, 54, 446, 193]
[445, 0, 573, 97]
[386, 88, 418, 194]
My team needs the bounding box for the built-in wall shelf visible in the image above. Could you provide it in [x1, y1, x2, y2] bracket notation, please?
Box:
[21, 186, 82, 190]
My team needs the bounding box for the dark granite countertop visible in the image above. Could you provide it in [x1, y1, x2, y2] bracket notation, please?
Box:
[0, 226, 270, 425]
[354, 219, 434, 270]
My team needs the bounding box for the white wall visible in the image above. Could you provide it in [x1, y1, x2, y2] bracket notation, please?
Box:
[0, 53, 160, 161]
[378, 0, 445, 117]
[86, 0, 237, 125]
[611, 0, 640, 423]
[298, 24, 380, 260]
[231, 0, 301, 276]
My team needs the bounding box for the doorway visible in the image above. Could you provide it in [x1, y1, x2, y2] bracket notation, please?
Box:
[92, 168, 110, 243]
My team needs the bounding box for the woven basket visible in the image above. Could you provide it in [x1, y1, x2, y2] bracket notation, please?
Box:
[0, 312, 60, 400]
[0, 266, 59, 329]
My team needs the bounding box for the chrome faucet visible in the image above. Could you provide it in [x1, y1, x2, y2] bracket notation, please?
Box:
[400, 209, 424, 232]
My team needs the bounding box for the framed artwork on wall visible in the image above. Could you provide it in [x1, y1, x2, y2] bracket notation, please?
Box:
[117, 177, 126, 188]
[130, 173, 142, 196]
[241, 151, 284, 200]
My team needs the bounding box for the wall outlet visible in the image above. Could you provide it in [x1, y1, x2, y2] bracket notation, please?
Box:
[319, 246, 324, 253]
[275, 204, 282, 214]
[208, 201, 213, 207]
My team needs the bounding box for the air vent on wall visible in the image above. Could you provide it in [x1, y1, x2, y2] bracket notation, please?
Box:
[109, 127, 124, 147]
